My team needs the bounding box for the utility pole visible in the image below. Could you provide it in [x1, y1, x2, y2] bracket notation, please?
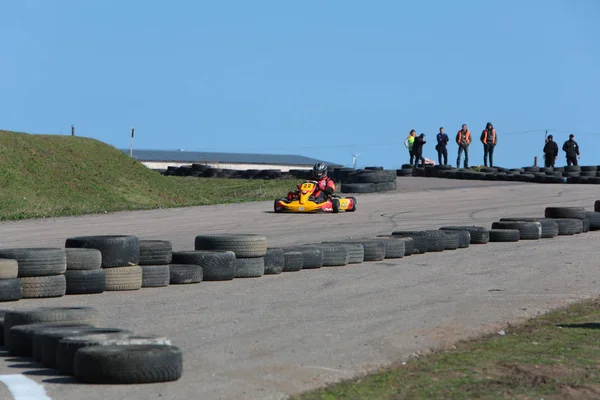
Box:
[129, 127, 135, 157]
[71, 125, 75, 136]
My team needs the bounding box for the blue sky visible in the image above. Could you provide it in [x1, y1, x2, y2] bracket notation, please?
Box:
[1, 0, 598, 169]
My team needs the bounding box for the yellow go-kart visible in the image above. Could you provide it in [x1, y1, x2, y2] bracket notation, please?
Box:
[274, 181, 357, 213]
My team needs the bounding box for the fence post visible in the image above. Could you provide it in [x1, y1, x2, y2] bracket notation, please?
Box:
[129, 127, 135, 157]
[534, 156, 538, 167]
[71, 125, 75, 136]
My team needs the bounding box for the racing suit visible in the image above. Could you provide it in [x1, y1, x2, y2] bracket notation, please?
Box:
[287, 176, 335, 203]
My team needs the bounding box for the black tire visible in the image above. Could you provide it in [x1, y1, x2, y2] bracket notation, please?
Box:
[65, 269, 106, 294]
[0, 259, 18, 280]
[235, 257, 265, 278]
[565, 165, 581, 172]
[34, 326, 129, 364]
[337, 243, 365, 263]
[442, 232, 460, 250]
[396, 168, 413, 177]
[0, 279, 22, 302]
[7, 322, 95, 357]
[554, 218, 583, 235]
[341, 183, 376, 193]
[264, 248, 285, 274]
[332, 198, 341, 213]
[282, 246, 323, 269]
[491, 221, 541, 240]
[585, 212, 600, 231]
[544, 207, 587, 220]
[354, 172, 387, 183]
[65, 235, 140, 268]
[74, 345, 183, 384]
[282, 251, 304, 272]
[439, 229, 471, 248]
[171, 251, 236, 281]
[439, 226, 490, 244]
[21, 275, 66, 298]
[305, 244, 350, 266]
[194, 234, 267, 258]
[363, 237, 405, 259]
[388, 232, 428, 254]
[140, 265, 170, 288]
[65, 248, 102, 270]
[104, 265, 142, 291]
[169, 264, 203, 284]
[582, 219, 590, 233]
[595, 200, 600, 212]
[392, 230, 446, 252]
[324, 239, 385, 262]
[0, 248, 66, 277]
[57, 334, 172, 375]
[499, 218, 559, 238]
[489, 229, 520, 242]
[138, 240, 172, 266]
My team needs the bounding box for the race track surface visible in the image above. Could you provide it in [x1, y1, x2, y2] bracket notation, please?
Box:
[0, 177, 599, 400]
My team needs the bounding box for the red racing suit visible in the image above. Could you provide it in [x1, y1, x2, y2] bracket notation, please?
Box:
[288, 176, 336, 203]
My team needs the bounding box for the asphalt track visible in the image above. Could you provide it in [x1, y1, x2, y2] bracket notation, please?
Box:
[0, 177, 599, 400]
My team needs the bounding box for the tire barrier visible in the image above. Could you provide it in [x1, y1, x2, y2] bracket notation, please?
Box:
[397, 164, 600, 184]
[1, 306, 181, 384]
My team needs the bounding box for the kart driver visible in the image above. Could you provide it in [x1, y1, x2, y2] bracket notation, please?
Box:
[287, 162, 336, 203]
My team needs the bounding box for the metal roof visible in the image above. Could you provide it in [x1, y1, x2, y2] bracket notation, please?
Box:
[120, 149, 341, 167]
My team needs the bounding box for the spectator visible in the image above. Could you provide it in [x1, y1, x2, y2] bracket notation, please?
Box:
[455, 124, 471, 168]
[436, 127, 449, 166]
[543, 135, 559, 168]
[404, 130, 416, 164]
[412, 133, 426, 171]
[480, 122, 497, 167]
[562, 134, 580, 166]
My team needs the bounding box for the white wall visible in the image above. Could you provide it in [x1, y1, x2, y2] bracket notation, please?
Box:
[141, 161, 313, 172]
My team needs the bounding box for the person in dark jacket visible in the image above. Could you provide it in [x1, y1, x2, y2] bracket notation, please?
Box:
[480, 122, 497, 167]
[562, 134, 580, 166]
[436, 127, 449, 166]
[543, 135, 559, 168]
[412, 133, 426, 171]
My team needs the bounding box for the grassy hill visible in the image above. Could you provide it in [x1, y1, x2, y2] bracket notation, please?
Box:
[0, 130, 295, 221]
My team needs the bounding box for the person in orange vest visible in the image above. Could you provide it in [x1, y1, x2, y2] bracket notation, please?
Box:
[480, 122, 497, 167]
[455, 124, 471, 168]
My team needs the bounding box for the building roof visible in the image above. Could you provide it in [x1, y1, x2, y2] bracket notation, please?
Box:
[121, 149, 341, 167]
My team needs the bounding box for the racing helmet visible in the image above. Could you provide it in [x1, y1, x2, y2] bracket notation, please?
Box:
[312, 162, 328, 179]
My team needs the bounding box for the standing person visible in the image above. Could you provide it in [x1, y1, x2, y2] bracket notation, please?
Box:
[404, 130, 416, 164]
[455, 124, 471, 168]
[412, 133, 426, 171]
[562, 134, 580, 166]
[543, 135, 559, 168]
[480, 122, 497, 167]
[436, 127, 449, 165]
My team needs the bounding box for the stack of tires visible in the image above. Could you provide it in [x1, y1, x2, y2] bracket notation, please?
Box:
[0, 248, 67, 298]
[64, 249, 106, 295]
[0, 258, 22, 302]
[138, 240, 172, 288]
[170, 250, 234, 283]
[194, 234, 267, 278]
[340, 167, 397, 193]
[280, 246, 323, 271]
[544, 207, 587, 235]
[65, 235, 142, 291]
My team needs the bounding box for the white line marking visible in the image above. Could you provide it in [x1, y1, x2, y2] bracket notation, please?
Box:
[0, 374, 52, 400]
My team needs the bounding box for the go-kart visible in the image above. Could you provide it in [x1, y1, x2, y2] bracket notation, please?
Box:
[274, 181, 357, 213]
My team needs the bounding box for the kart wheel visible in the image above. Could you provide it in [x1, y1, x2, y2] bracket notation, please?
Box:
[347, 197, 357, 212]
[332, 198, 340, 213]
[274, 199, 283, 213]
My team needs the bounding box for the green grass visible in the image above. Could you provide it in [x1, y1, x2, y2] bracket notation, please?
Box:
[291, 298, 600, 400]
[0, 129, 298, 220]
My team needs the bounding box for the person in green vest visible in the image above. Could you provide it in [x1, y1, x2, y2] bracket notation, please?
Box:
[404, 130, 416, 164]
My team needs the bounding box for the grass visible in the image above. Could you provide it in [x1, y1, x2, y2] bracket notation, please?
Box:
[291, 298, 600, 400]
[0, 129, 298, 220]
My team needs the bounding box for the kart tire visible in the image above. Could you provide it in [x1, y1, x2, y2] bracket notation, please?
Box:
[282, 246, 323, 269]
[306, 244, 350, 266]
[499, 217, 559, 238]
[65, 269, 106, 294]
[65, 235, 140, 268]
[0, 279, 22, 302]
[140, 265, 170, 288]
[489, 229, 520, 242]
[0, 248, 67, 277]
[332, 198, 341, 213]
[347, 196, 357, 212]
[544, 207, 587, 220]
[57, 333, 172, 376]
[439, 226, 490, 244]
[491, 221, 542, 240]
[282, 251, 304, 272]
[264, 248, 285, 275]
[0, 259, 18, 280]
[171, 251, 235, 281]
[194, 234, 267, 258]
[104, 265, 142, 291]
[235, 257, 265, 278]
[65, 248, 102, 270]
[554, 218, 583, 235]
[439, 229, 471, 248]
[169, 264, 203, 284]
[74, 345, 183, 384]
[138, 240, 172, 266]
